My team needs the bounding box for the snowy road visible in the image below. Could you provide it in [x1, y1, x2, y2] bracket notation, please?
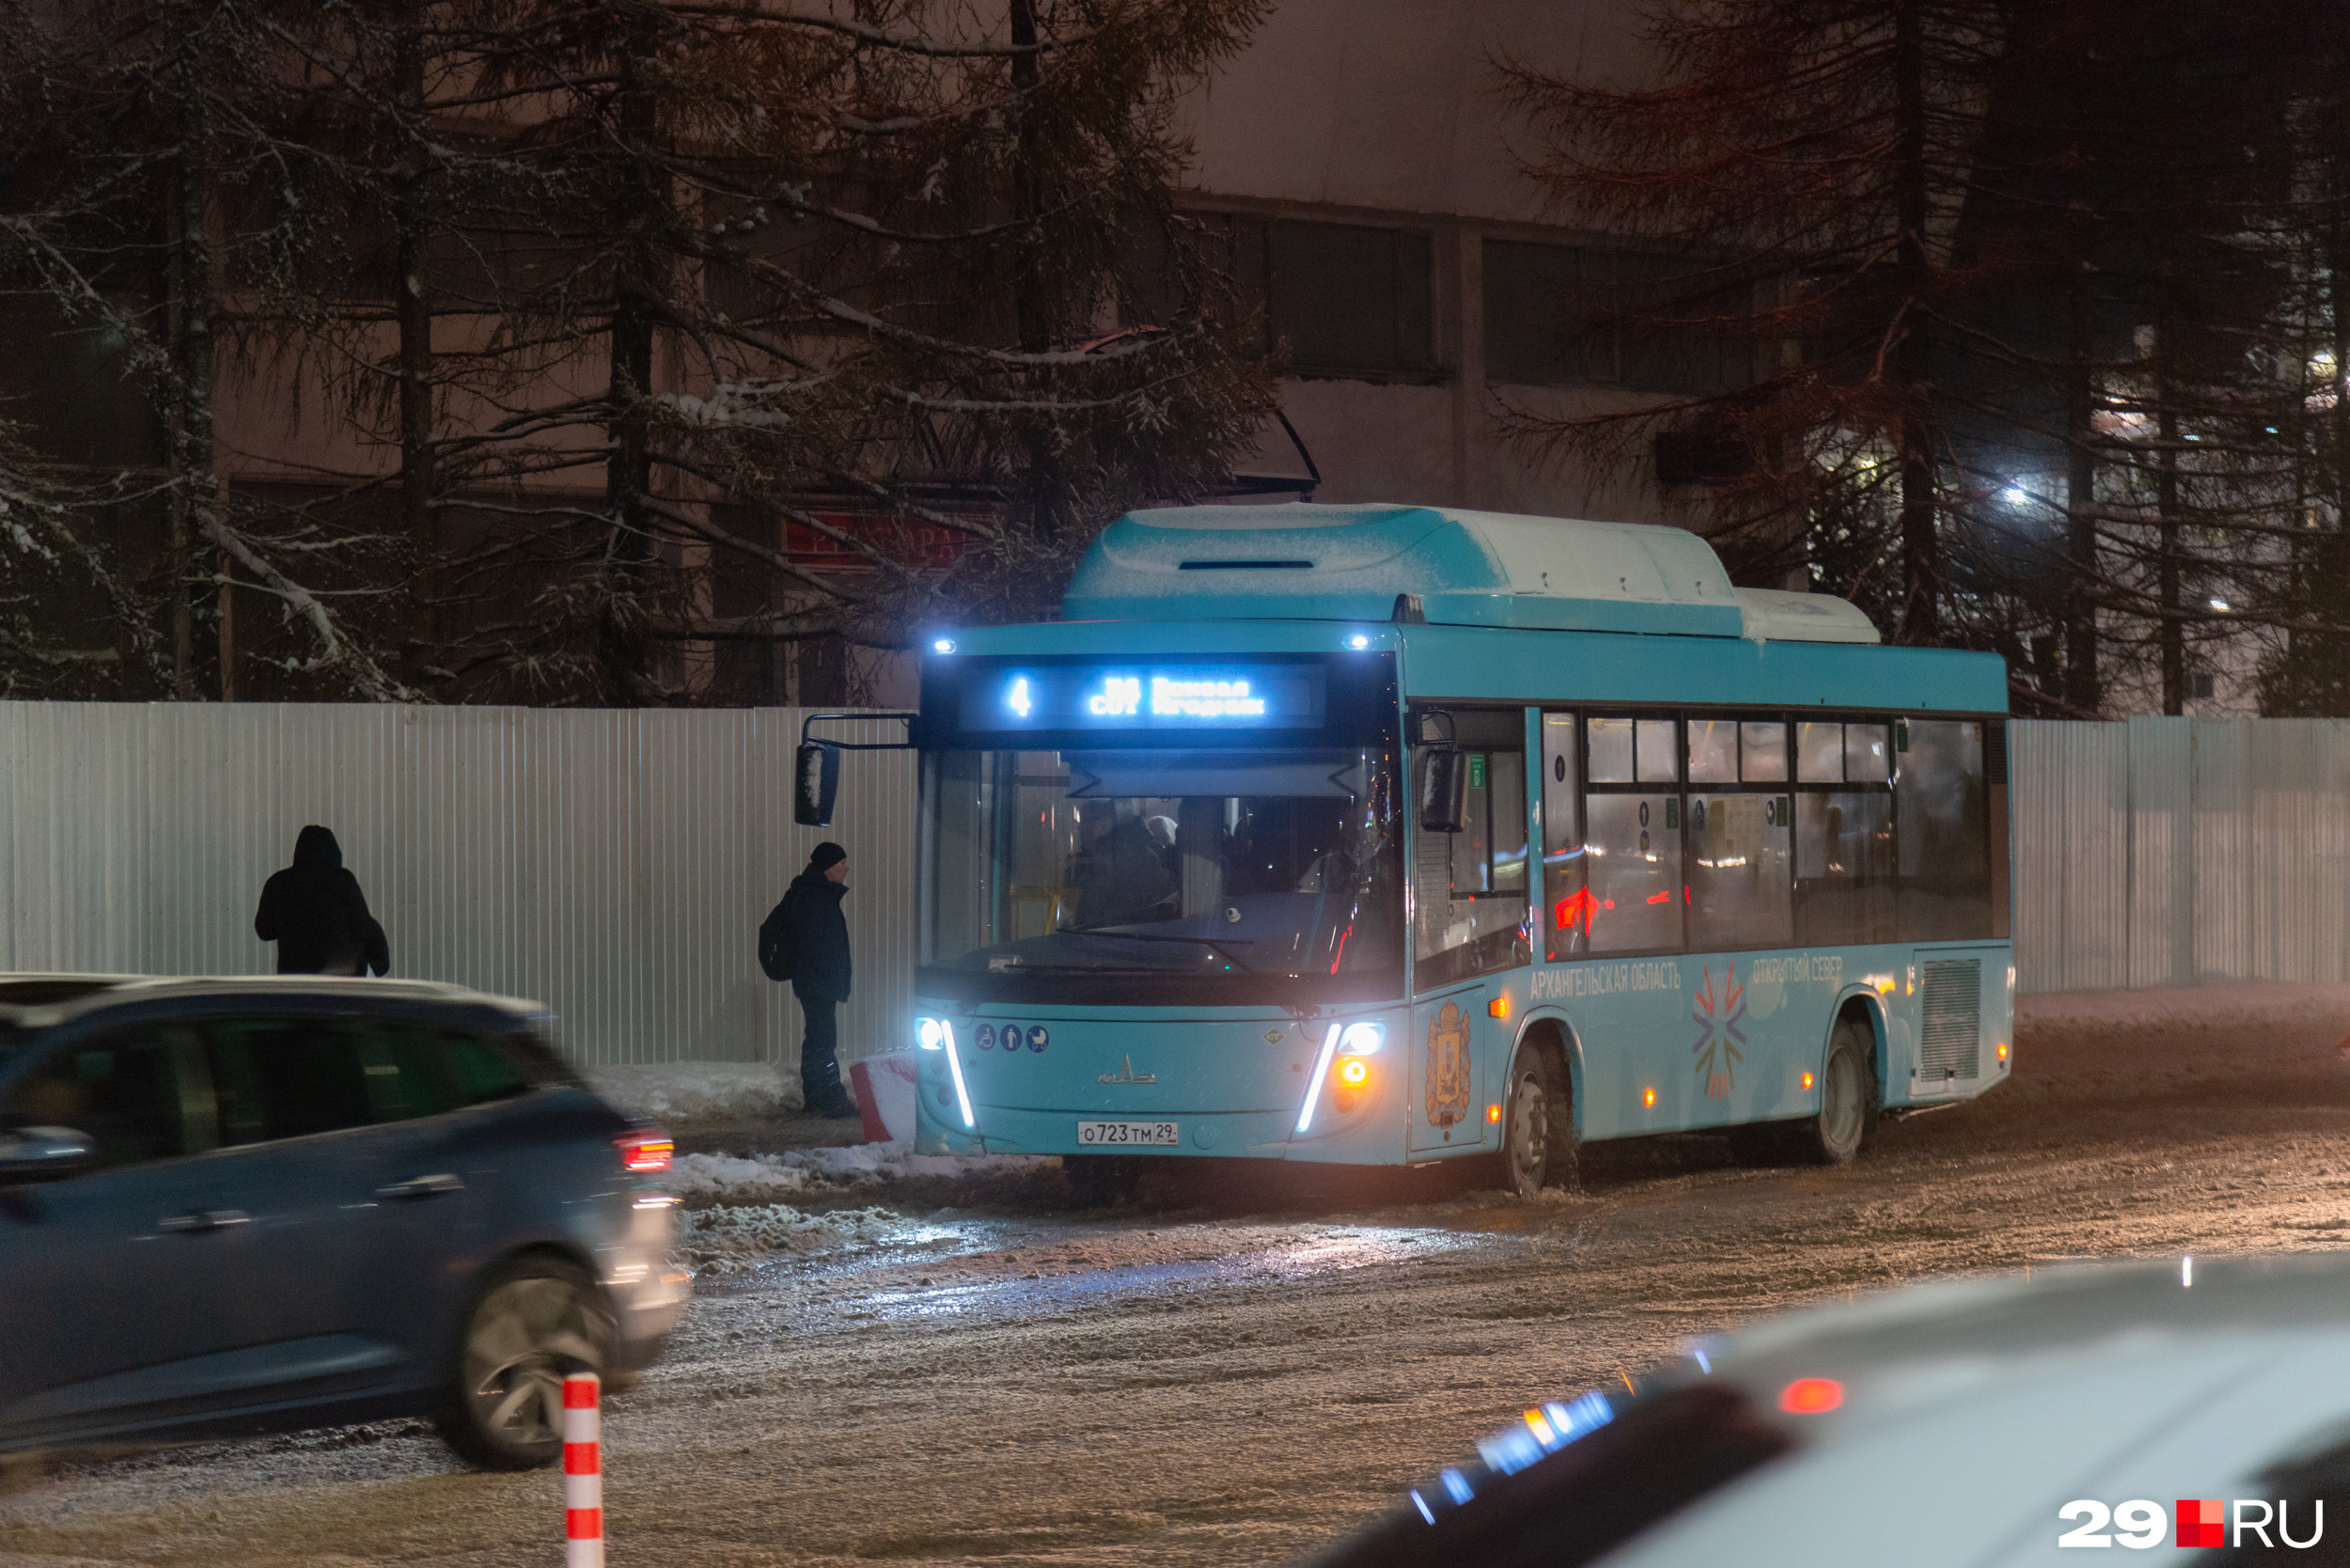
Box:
[6, 984, 2350, 1568]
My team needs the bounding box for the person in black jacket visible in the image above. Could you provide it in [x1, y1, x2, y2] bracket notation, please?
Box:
[254, 825, 392, 976]
[782, 841, 855, 1118]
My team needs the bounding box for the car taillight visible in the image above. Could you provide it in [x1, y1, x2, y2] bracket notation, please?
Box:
[617, 1130, 673, 1174]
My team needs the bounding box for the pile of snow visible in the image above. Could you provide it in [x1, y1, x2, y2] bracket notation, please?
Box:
[585, 1060, 807, 1121]
[679, 1203, 903, 1273]
[669, 1141, 1050, 1201]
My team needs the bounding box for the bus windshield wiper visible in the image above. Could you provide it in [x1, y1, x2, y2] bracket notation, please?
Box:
[1064, 927, 1270, 976]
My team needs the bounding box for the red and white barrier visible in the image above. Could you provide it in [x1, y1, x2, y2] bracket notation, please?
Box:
[849, 1052, 919, 1143]
[563, 1371, 603, 1567]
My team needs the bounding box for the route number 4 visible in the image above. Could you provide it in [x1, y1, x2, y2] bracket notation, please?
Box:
[2058, 1500, 2165, 1549]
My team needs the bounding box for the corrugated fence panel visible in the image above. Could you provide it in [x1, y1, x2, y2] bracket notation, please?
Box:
[2126, 716, 2193, 989]
[2012, 719, 2131, 993]
[13, 705, 2348, 1026]
[0, 701, 920, 1073]
[2011, 716, 2350, 995]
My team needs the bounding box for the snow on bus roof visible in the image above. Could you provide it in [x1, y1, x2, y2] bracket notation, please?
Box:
[1060, 503, 1879, 644]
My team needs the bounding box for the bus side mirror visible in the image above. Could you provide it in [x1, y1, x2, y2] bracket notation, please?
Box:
[1418, 747, 1467, 834]
[794, 743, 840, 827]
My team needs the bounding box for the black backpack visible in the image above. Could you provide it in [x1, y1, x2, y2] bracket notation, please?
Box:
[758, 896, 794, 982]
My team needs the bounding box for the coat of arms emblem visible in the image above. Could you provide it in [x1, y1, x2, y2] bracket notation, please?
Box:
[1425, 1000, 1472, 1127]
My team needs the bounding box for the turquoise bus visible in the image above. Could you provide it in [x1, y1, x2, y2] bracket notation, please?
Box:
[887, 504, 2011, 1196]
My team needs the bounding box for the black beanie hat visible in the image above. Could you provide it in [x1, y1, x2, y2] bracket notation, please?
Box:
[809, 841, 848, 870]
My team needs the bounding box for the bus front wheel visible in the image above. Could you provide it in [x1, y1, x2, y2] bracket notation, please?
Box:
[1502, 1046, 1576, 1198]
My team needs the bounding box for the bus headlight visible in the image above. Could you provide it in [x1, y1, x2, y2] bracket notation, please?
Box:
[916, 1017, 943, 1050]
[1340, 1021, 1384, 1055]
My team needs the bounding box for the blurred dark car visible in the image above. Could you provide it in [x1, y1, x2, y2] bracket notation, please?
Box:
[0, 974, 687, 1469]
[1308, 1252, 2350, 1568]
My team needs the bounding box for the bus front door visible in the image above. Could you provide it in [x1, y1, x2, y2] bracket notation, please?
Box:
[1409, 983, 1488, 1153]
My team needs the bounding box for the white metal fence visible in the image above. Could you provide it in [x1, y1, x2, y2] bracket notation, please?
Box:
[2012, 716, 2350, 993]
[0, 702, 919, 1076]
[7, 706, 2350, 1066]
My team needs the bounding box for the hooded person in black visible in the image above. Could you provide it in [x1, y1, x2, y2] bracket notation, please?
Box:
[254, 825, 392, 976]
[781, 841, 854, 1118]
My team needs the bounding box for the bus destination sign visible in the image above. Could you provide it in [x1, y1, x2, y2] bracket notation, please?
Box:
[962, 665, 1326, 731]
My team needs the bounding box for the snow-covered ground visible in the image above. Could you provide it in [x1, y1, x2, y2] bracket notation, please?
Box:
[2020, 980, 2350, 1041]
[14, 983, 2350, 1567]
[678, 1203, 911, 1273]
[669, 1143, 1051, 1201]
[584, 1058, 807, 1120]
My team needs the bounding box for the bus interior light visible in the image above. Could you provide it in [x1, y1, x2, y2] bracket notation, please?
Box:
[940, 1021, 977, 1129]
[1296, 1025, 1341, 1133]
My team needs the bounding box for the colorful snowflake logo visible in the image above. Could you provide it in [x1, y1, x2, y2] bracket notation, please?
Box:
[1691, 964, 1747, 1102]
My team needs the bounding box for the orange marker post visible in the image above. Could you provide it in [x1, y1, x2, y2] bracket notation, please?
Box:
[563, 1372, 603, 1567]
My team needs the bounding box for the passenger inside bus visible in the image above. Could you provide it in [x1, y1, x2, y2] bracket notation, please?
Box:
[1066, 805, 1178, 928]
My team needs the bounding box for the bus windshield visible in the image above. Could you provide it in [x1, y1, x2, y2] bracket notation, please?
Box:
[923, 746, 1403, 999]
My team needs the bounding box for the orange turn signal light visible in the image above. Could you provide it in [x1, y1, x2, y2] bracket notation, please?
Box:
[1997, 1041, 2010, 1062]
[1338, 1057, 1371, 1089]
[1778, 1376, 1844, 1414]
[1488, 996, 1510, 1019]
[1641, 1087, 1656, 1108]
[1801, 1072, 1815, 1090]
[1485, 1103, 1502, 1123]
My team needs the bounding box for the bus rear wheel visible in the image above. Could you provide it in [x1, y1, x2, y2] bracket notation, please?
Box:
[1789, 1017, 1878, 1166]
[1502, 1047, 1575, 1198]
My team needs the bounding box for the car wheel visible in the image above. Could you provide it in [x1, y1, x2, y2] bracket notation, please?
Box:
[1502, 1047, 1574, 1198]
[433, 1256, 615, 1471]
[1789, 1016, 1878, 1166]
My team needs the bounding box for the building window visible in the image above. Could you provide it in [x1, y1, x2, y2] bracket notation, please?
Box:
[1269, 220, 1433, 375]
[1482, 239, 1749, 394]
[1150, 214, 1435, 379]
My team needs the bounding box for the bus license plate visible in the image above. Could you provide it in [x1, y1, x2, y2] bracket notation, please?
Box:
[1076, 1120, 1179, 1147]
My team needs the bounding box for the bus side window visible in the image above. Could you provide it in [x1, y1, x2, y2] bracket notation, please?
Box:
[1582, 715, 1683, 955]
[1794, 720, 1896, 947]
[1542, 713, 1587, 960]
[1685, 718, 1794, 953]
[1412, 711, 1529, 987]
[1896, 719, 1992, 941]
